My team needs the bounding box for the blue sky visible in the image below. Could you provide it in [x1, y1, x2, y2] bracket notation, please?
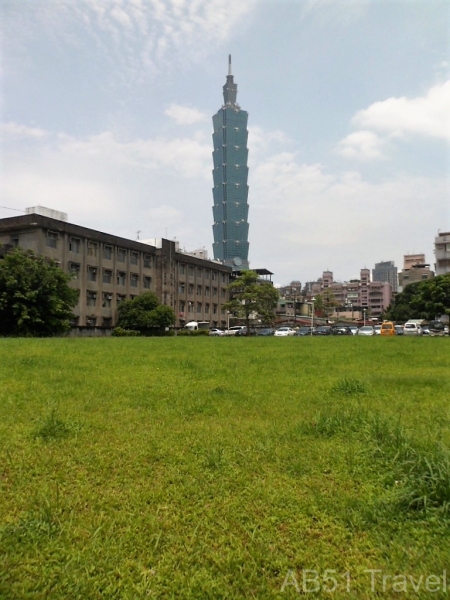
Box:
[1, 0, 449, 285]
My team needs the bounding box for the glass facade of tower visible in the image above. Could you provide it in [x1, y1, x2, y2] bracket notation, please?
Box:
[212, 59, 250, 270]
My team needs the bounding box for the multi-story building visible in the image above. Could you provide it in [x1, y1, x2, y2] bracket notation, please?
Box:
[0, 209, 232, 330]
[307, 270, 392, 318]
[372, 260, 398, 292]
[434, 231, 450, 275]
[398, 254, 434, 291]
[212, 55, 250, 271]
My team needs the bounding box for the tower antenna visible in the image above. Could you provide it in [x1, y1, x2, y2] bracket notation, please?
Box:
[228, 54, 232, 75]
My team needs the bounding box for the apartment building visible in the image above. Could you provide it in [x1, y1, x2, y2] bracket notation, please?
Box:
[0, 211, 232, 329]
[434, 231, 450, 275]
[398, 254, 434, 291]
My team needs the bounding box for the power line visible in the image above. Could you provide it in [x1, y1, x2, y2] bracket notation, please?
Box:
[0, 206, 26, 213]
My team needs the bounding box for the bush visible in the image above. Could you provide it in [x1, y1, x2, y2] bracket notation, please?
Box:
[112, 327, 141, 337]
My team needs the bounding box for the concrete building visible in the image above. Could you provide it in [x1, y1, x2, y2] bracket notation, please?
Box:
[0, 210, 232, 330]
[307, 269, 392, 318]
[212, 55, 250, 271]
[398, 254, 434, 291]
[372, 260, 398, 293]
[434, 231, 450, 275]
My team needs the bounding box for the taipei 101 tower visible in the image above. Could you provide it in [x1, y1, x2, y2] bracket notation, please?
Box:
[211, 56, 250, 270]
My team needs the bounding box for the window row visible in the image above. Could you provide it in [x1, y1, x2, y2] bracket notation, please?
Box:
[177, 283, 227, 298]
[86, 291, 137, 307]
[54, 233, 154, 266]
[178, 263, 228, 283]
[70, 263, 151, 288]
[178, 302, 226, 316]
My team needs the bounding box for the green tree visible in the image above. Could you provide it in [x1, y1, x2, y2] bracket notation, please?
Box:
[224, 270, 279, 333]
[384, 274, 450, 321]
[117, 292, 175, 333]
[313, 290, 337, 320]
[0, 248, 78, 337]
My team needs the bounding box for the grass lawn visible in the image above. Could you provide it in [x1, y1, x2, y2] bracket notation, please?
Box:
[1, 336, 450, 599]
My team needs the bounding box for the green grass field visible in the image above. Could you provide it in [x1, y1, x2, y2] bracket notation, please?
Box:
[1, 337, 450, 599]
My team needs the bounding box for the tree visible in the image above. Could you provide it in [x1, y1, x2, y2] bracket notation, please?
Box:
[117, 292, 175, 333]
[224, 270, 279, 333]
[384, 274, 450, 322]
[313, 290, 337, 320]
[0, 248, 78, 336]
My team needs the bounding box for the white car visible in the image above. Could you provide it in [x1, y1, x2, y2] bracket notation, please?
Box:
[209, 328, 225, 336]
[274, 327, 296, 337]
[373, 325, 382, 335]
[358, 326, 375, 336]
[224, 326, 246, 336]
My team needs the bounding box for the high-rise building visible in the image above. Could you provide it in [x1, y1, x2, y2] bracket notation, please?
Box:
[372, 260, 398, 292]
[211, 56, 250, 270]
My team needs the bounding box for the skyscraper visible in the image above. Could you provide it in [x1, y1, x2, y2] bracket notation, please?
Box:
[372, 260, 398, 292]
[211, 56, 250, 270]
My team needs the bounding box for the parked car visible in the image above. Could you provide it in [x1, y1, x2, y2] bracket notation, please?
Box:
[295, 326, 315, 336]
[235, 327, 257, 336]
[394, 325, 404, 336]
[373, 325, 382, 335]
[209, 328, 225, 336]
[256, 328, 275, 336]
[333, 326, 353, 335]
[315, 326, 333, 336]
[403, 322, 422, 336]
[274, 327, 296, 337]
[348, 326, 358, 335]
[358, 326, 375, 336]
[223, 326, 247, 336]
[380, 321, 395, 336]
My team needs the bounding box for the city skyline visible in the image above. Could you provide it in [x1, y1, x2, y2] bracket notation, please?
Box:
[1, 1, 449, 285]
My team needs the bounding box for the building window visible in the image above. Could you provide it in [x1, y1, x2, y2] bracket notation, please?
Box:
[197, 267, 203, 277]
[179, 263, 186, 275]
[188, 284, 194, 295]
[204, 269, 210, 280]
[69, 237, 80, 253]
[87, 241, 98, 257]
[213, 304, 218, 315]
[197, 303, 202, 314]
[179, 283, 185, 294]
[212, 287, 218, 297]
[130, 251, 139, 266]
[197, 285, 202, 296]
[205, 286, 210, 296]
[179, 301, 185, 314]
[86, 291, 97, 307]
[221, 288, 226, 298]
[87, 266, 97, 282]
[86, 316, 97, 326]
[117, 271, 126, 286]
[117, 294, 126, 305]
[188, 301, 194, 314]
[144, 254, 152, 268]
[69, 262, 80, 279]
[102, 293, 112, 308]
[46, 231, 58, 248]
[103, 245, 113, 260]
[103, 317, 112, 327]
[189, 265, 195, 277]
[117, 248, 127, 262]
[130, 273, 138, 287]
[221, 273, 227, 283]
[144, 276, 151, 289]
[205, 303, 209, 314]
[211, 272, 217, 281]
[103, 269, 112, 284]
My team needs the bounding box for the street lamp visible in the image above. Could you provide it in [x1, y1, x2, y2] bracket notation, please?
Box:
[309, 297, 315, 336]
[226, 311, 231, 331]
[363, 307, 366, 327]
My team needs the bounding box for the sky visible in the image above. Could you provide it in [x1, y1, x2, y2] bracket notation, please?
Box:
[1, 0, 449, 286]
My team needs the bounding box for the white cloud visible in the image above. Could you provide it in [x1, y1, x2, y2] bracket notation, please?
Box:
[336, 130, 385, 161]
[164, 103, 208, 125]
[352, 80, 450, 140]
[0, 122, 48, 140]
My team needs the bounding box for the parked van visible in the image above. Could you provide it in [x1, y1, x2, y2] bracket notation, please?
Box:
[403, 321, 423, 336]
[380, 321, 395, 336]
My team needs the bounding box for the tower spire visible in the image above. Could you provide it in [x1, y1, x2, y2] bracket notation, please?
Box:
[223, 55, 237, 106]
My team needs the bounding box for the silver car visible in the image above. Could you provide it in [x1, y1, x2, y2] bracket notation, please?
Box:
[358, 326, 375, 336]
